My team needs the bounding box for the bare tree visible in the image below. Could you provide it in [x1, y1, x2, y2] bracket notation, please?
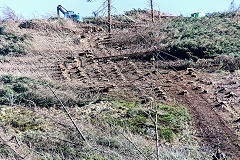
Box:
[229, 0, 236, 11]
[2, 6, 17, 20]
[150, 0, 154, 22]
[87, 0, 111, 35]
[107, 0, 111, 35]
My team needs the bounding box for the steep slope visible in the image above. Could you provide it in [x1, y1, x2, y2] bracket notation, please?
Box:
[0, 16, 240, 159]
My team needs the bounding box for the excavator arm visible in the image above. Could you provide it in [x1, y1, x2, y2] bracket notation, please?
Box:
[57, 5, 80, 22]
[57, 5, 68, 17]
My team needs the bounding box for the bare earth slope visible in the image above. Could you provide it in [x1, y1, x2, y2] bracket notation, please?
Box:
[0, 19, 239, 159]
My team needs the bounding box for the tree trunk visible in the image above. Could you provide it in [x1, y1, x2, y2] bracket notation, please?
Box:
[150, 0, 154, 22]
[108, 0, 111, 35]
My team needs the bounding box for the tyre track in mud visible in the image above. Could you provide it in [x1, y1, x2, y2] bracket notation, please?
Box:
[164, 73, 240, 159]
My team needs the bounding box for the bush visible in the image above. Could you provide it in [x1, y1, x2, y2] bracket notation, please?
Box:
[0, 144, 11, 158]
[110, 11, 240, 60]
[13, 83, 29, 93]
[92, 102, 191, 143]
[0, 75, 52, 107]
[0, 25, 29, 56]
[1, 75, 15, 83]
[0, 26, 5, 35]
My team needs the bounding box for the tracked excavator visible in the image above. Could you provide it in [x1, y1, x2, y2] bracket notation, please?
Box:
[57, 5, 80, 22]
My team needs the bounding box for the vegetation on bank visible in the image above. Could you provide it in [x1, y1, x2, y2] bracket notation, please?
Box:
[89, 10, 240, 60]
[91, 101, 191, 143]
[0, 75, 56, 107]
[0, 100, 211, 160]
[0, 25, 30, 56]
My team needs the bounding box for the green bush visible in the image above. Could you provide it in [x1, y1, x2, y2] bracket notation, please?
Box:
[161, 17, 240, 59]
[13, 83, 29, 93]
[0, 75, 54, 107]
[0, 26, 5, 35]
[0, 144, 11, 158]
[96, 136, 121, 149]
[0, 26, 29, 56]
[159, 129, 174, 142]
[1, 75, 15, 83]
[111, 11, 240, 60]
[92, 102, 191, 143]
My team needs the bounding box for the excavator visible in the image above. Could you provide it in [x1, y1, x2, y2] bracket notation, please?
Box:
[57, 5, 80, 22]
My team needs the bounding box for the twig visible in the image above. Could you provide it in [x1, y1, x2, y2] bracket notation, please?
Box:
[37, 73, 89, 146]
[154, 101, 160, 160]
[120, 132, 151, 160]
[0, 136, 25, 160]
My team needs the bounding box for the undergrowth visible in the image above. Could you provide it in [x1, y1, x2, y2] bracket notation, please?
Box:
[0, 25, 30, 56]
[91, 101, 191, 143]
[0, 75, 93, 108]
[0, 75, 56, 107]
[103, 11, 240, 60]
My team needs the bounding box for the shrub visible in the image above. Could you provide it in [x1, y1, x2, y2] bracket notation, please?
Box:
[92, 102, 191, 143]
[1, 75, 15, 83]
[0, 144, 11, 158]
[13, 83, 29, 93]
[0, 26, 5, 35]
[0, 25, 29, 56]
[110, 11, 240, 60]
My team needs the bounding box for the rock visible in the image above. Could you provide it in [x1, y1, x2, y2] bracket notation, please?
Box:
[233, 118, 240, 123]
[166, 80, 172, 83]
[193, 86, 201, 90]
[186, 68, 194, 75]
[218, 87, 226, 93]
[225, 92, 236, 98]
[191, 73, 197, 78]
[214, 101, 225, 108]
[187, 81, 194, 84]
[201, 89, 207, 94]
[178, 90, 188, 95]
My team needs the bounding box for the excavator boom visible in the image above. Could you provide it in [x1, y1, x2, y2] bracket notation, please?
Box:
[57, 5, 80, 22]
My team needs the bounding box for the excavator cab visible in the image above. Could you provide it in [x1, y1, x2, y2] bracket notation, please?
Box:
[65, 11, 80, 21]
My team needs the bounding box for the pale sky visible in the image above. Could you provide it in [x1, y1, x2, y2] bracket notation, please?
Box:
[0, 0, 239, 20]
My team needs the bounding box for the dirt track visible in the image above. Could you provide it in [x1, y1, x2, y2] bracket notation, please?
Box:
[165, 72, 240, 158]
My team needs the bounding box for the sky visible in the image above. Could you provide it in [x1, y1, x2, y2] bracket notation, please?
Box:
[0, 0, 239, 20]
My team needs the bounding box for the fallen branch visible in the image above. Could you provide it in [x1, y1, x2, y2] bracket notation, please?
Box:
[120, 132, 151, 160]
[37, 74, 89, 146]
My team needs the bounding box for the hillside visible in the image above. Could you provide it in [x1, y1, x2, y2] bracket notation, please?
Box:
[0, 11, 240, 160]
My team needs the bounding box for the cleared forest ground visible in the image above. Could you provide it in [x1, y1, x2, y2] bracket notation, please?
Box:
[0, 11, 240, 159]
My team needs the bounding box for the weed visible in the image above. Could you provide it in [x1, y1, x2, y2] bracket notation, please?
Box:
[96, 136, 121, 149]
[113, 100, 136, 109]
[0, 107, 44, 132]
[0, 24, 30, 56]
[0, 144, 11, 158]
[91, 101, 191, 143]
